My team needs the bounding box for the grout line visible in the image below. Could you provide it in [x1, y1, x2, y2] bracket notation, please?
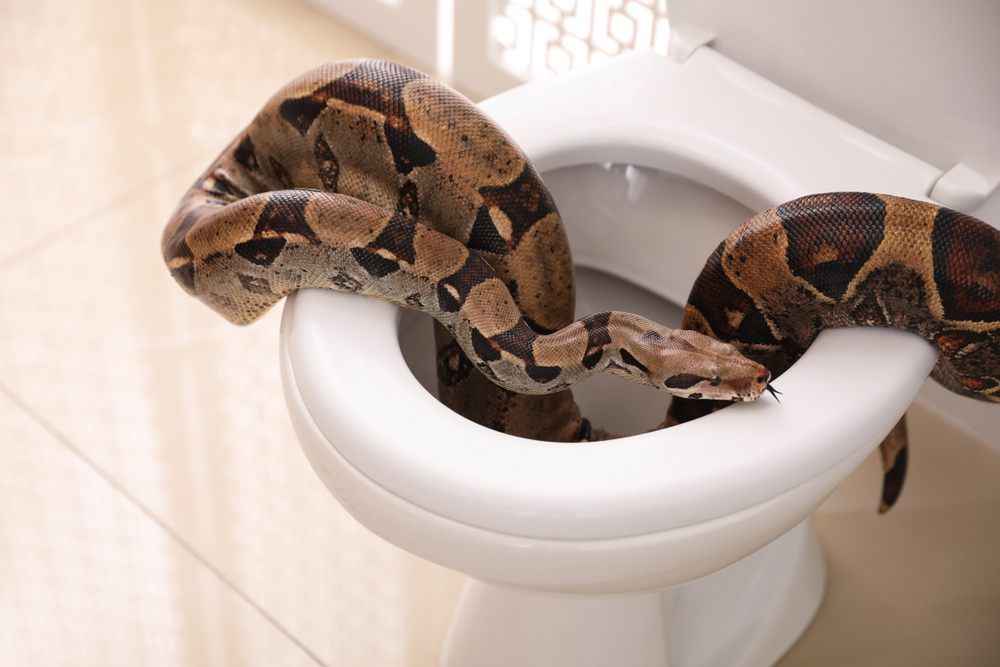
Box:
[0, 148, 215, 273]
[0, 380, 330, 667]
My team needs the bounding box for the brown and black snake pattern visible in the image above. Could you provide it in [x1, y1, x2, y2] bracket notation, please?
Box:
[668, 192, 1000, 510]
[163, 61, 1000, 512]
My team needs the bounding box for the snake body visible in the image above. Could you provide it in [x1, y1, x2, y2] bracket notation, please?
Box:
[668, 192, 1000, 509]
[163, 60, 1000, 510]
[163, 59, 766, 446]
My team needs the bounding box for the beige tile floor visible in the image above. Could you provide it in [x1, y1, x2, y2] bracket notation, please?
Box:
[1, 1, 998, 665]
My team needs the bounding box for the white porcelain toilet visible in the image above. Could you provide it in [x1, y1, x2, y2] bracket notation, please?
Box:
[279, 5, 998, 666]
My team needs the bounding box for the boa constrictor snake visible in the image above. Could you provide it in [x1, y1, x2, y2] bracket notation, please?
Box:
[163, 59, 1000, 513]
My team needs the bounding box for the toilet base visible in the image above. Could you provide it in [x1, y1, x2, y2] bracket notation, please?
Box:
[440, 517, 825, 667]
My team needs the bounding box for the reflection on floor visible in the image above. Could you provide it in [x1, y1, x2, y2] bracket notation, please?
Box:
[1, 1, 998, 665]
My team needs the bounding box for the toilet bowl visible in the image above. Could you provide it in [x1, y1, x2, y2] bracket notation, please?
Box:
[280, 49, 952, 665]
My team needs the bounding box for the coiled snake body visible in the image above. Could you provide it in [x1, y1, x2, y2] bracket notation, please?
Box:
[163, 60, 1000, 511]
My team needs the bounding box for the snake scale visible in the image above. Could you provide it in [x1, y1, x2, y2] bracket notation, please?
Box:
[163, 59, 1000, 512]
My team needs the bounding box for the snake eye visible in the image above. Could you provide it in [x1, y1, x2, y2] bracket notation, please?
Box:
[710, 376, 721, 386]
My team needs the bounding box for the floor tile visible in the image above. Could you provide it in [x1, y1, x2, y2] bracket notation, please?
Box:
[0, 389, 323, 667]
[778, 403, 1000, 666]
[0, 172, 469, 664]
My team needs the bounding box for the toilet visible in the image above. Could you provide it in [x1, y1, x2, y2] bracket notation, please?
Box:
[278, 6, 998, 666]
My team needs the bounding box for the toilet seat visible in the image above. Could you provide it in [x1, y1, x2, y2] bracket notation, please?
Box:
[279, 48, 944, 598]
[283, 288, 935, 542]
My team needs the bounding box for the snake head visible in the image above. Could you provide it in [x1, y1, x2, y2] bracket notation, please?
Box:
[614, 319, 771, 402]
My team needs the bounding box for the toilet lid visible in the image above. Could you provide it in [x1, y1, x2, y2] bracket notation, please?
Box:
[666, 0, 1000, 211]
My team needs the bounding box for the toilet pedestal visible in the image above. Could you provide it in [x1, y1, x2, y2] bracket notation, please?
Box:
[441, 518, 825, 667]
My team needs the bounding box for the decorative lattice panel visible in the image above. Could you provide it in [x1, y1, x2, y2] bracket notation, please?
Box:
[490, 0, 670, 81]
